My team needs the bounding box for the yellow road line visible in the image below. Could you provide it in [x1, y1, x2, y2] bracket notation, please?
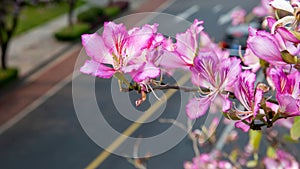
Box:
[85, 74, 190, 169]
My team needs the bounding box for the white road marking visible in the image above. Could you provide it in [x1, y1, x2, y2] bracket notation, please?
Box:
[217, 6, 241, 25]
[175, 5, 200, 22]
[212, 4, 223, 13]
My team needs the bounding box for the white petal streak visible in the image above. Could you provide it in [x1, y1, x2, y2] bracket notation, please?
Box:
[270, 0, 294, 13]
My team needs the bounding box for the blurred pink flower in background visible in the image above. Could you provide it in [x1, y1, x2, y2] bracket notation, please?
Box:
[184, 152, 233, 169]
[253, 0, 273, 17]
[264, 149, 299, 169]
[231, 8, 246, 26]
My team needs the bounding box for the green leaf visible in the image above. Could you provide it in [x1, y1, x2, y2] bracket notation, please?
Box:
[283, 134, 298, 143]
[246, 153, 259, 168]
[246, 160, 257, 168]
[281, 50, 298, 64]
[222, 111, 240, 120]
[249, 130, 262, 151]
[259, 59, 269, 69]
[114, 71, 130, 87]
[290, 117, 300, 140]
[291, 30, 300, 40]
[229, 149, 238, 163]
[295, 116, 300, 122]
[266, 146, 276, 158]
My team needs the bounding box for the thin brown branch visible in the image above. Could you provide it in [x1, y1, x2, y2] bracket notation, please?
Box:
[151, 85, 202, 92]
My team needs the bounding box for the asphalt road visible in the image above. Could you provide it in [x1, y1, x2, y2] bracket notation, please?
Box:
[0, 0, 263, 169]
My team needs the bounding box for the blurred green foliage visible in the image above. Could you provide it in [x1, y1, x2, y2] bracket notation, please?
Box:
[77, 7, 104, 24]
[54, 22, 89, 41]
[103, 6, 121, 18]
[0, 68, 18, 86]
[14, 0, 85, 36]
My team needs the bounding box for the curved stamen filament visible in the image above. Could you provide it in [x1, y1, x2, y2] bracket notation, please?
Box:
[271, 16, 296, 34]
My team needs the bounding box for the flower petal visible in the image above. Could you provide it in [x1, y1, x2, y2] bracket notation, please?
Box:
[81, 33, 112, 64]
[159, 51, 189, 70]
[263, 157, 279, 169]
[193, 54, 218, 88]
[219, 94, 231, 112]
[176, 31, 197, 64]
[175, 19, 204, 64]
[218, 57, 241, 90]
[80, 60, 115, 78]
[266, 17, 277, 30]
[269, 68, 289, 94]
[130, 63, 160, 82]
[243, 48, 260, 72]
[186, 97, 211, 119]
[276, 27, 300, 43]
[253, 89, 263, 118]
[247, 30, 286, 66]
[127, 24, 159, 57]
[235, 121, 250, 132]
[190, 66, 202, 86]
[270, 0, 294, 13]
[102, 22, 128, 56]
[286, 42, 300, 56]
[234, 71, 256, 111]
[277, 94, 300, 116]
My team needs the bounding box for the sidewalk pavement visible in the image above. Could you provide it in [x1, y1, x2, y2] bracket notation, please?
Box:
[8, 5, 87, 78]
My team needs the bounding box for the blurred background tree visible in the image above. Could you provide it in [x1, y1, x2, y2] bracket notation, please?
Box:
[0, 0, 23, 70]
[0, 0, 45, 70]
[67, 0, 76, 28]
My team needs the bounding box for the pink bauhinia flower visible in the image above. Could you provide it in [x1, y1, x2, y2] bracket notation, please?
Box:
[269, 0, 300, 45]
[160, 19, 204, 72]
[269, 0, 300, 27]
[122, 27, 165, 83]
[230, 71, 264, 132]
[248, 17, 300, 68]
[175, 19, 204, 67]
[266, 17, 300, 57]
[186, 54, 241, 119]
[247, 27, 288, 66]
[267, 68, 300, 116]
[80, 22, 163, 82]
[160, 19, 229, 86]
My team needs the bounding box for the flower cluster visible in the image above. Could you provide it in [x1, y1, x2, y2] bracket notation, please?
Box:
[184, 152, 234, 169]
[80, 22, 164, 84]
[80, 0, 300, 132]
[80, 0, 300, 168]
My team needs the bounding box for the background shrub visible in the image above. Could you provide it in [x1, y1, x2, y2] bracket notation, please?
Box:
[77, 7, 104, 24]
[54, 23, 90, 41]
